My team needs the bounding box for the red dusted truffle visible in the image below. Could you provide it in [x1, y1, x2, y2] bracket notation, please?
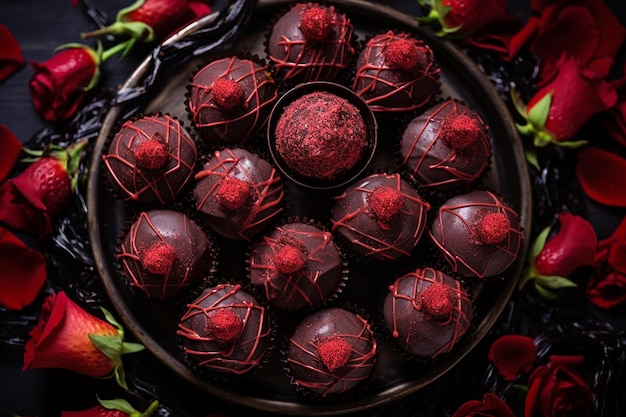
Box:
[300, 7, 331, 41]
[133, 134, 169, 170]
[440, 114, 481, 149]
[385, 39, 420, 72]
[211, 78, 245, 111]
[205, 308, 244, 345]
[318, 337, 352, 372]
[274, 91, 368, 181]
[273, 244, 306, 274]
[420, 283, 452, 321]
[215, 177, 251, 211]
[368, 186, 404, 223]
[476, 212, 510, 245]
[141, 241, 176, 275]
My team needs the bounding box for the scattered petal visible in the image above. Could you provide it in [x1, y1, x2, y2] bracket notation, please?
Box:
[576, 147, 626, 207]
[488, 335, 537, 380]
[0, 124, 22, 181]
[0, 24, 25, 83]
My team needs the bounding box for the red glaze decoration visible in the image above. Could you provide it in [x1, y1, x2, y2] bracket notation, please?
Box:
[215, 177, 251, 211]
[440, 114, 481, 149]
[133, 134, 169, 170]
[211, 78, 245, 111]
[476, 212, 510, 245]
[367, 186, 404, 223]
[317, 337, 352, 372]
[385, 39, 420, 72]
[177, 283, 270, 374]
[384, 267, 473, 358]
[273, 244, 306, 274]
[300, 7, 331, 41]
[141, 241, 176, 275]
[205, 308, 243, 345]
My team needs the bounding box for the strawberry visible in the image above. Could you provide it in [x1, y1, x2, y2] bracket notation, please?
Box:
[0, 138, 87, 238]
[418, 0, 508, 38]
[61, 398, 159, 417]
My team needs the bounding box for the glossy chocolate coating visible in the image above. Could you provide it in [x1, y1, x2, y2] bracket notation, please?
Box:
[383, 267, 473, 358]
[331, 173, 430, 261]
[188, 56, 278, 144]
[103, 114, 197, 204]
[118, 210, 213, 300]
[249, 222, 344, 310]
[429, 190, 523, 278]
[267, 3, 355, 84]
[400, 100, 491, 192]
[352, 31, 440, 112]
[193, 148, 284, 241]
[177, 283, 270, 374]
[287, 307, 376, 396]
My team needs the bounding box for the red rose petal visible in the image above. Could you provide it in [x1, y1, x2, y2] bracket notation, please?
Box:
[488, 335, 537, 380]
[0, 124, 22, 182]
[0, 24, 25, 83]
[576, 147, 626, 207]
[0, 227, 47, 310]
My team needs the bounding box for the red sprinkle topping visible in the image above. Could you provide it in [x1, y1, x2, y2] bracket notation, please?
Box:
[141, 241, 176, 275]
[216, 177, 251, 211]
[273, 244, 306, 274]
[476, 212, 510, 245]
[205, 308, 243, 344]
[368, 186, 404, 222]
[317, 337, 352, 372]
[385, 39, 420, 72]
[211, 78, 245, 110]
[440, 114, 481, 149]
[300, 7, 331, 41]
[420, 283, 452, 321]
[134, 135, 169, 170]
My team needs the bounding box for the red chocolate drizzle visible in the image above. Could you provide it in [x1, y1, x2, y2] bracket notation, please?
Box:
[141, 241, 176, 275]
[103, 114, 197, 204]
[429, 190, 523, 279]
[385, 267, 473, 358]
[352, 31, 440, 112]
[300, 7, 331, 42]
[177, 283, 270, 375]
[211, 78, 245, 111]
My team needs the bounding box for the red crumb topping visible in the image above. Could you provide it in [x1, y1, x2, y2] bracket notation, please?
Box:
[142, 241, 176, 275]
[134, 136, 169, 170]
[476, 212, 510, 245]
[300, 7, 331, 41]
[385, 39, 420, 72]
[273, 244, 306, 274]
[205, 308, 243, 344]
[420, 283, 452, 321]
[368, 186, 404, 223]
[216, 177, 251, 211]
[317, 337, 352, 372]
[211, 78, 245, 110]
[440, 114, 481, 149]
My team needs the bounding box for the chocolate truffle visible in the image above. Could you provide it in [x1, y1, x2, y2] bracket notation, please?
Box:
[383, 267, 473, 358]
[117, 210, 213, 300]
[187, 56, 278, 144]
[400, 100, 491, 191]
[103, 114, 197, 204]
[193, 148, 285, 241]
[331, 173, 430, 261]
[249, 221, 344, 310]
[287, 307, 376, 396]
[267, 3, 355, 84]
[177, 283, 271, 375]
[352, 31, 440, 112]
[429, 190, 523, 278]
[273, 90, 368, 182]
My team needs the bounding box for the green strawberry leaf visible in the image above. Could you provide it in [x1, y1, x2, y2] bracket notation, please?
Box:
[89, 333, 123, 360]
[530, 225, 550, 259]
[98, 397, 140, 414]
[525, 148, 540, 171]
[534, 281, 559, 299]
[554, 139, 589, 149]
[527, 91, 553, 130]
[536, 274, 578, 290]
[122, 341, 145, 355]
[510, 87, 527, 117]
[115, 362, 129, 391]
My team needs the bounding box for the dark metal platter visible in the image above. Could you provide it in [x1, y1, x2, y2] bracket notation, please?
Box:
[87, 0, 532, 414]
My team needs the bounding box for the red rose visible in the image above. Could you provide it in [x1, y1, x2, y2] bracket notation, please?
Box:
[525, 355, 592, 417]
[0, 124, 22, 182]
[0, 24, 25, 83]
[451, 393, 516, 417]
[23, 291, 144, 388]
[28, 44, 100, 122]
[586, 215, 626, 308]
[576, 148, 626, 208]
[419, 0, 511, 38]
[0, 226, 47, 310]
[514, 54, 616, 147]
[488, 335, 537, 381]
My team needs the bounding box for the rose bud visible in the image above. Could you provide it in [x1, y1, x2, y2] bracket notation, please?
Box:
[418, 0, 510, 38]
[519, 212, 597, 299]
[81, 0, 211, 53]
[23, 291, 144, 389]
[525, 355, 592, 417]
[61, 398, 159, 417]
[513, 54, 617, 148]
[452, 393, 516, 417]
